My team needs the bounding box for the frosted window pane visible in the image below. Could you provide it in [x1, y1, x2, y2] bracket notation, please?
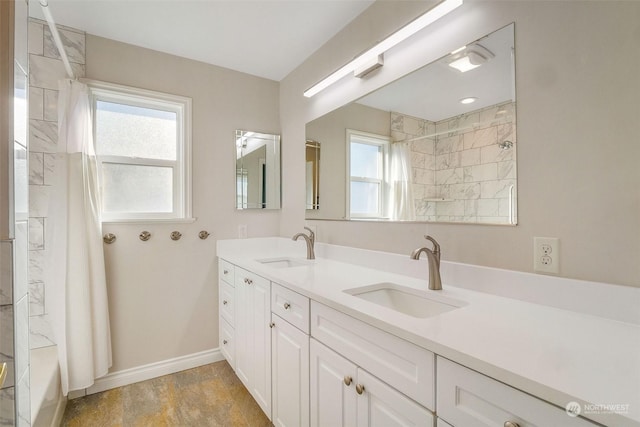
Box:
[351, 142, 380, 179]
[102, 164, 173, 213]
[350, 181, 379, 215]
[96, 101, 177, 160]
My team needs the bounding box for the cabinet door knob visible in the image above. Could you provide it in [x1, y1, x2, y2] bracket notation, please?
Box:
[504, 422, 520, 427]
[356, 384, 365, 395]
[269, 322, 276, 328]
[246, 278, 253, 285]
[343, 376, 352, 386]
[223, 269, 229, 275]
[222, 340, 228, 345]
[284, 302, 291, 310]
[222, 300, 228, 305]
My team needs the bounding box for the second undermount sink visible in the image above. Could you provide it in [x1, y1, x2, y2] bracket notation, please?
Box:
[256, 257, 310, 269]
[344, 282, 465, 318]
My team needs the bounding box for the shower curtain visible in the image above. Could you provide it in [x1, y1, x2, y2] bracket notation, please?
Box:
[389, 141, 416, 221]
[48, 79, 112, 395]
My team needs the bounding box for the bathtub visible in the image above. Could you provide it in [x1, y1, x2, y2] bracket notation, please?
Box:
[30, 346, 65, 427]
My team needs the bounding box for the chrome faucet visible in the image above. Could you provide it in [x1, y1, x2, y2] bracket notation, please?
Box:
[292, 227, 315, 260]
[410, 235, 442, 291]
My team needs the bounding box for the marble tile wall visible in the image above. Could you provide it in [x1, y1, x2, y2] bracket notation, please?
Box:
[27, 18, 86, 350]
[391, 102, 516, 223]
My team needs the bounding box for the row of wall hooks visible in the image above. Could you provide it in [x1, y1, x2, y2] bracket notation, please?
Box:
[102, 230, 210, 244]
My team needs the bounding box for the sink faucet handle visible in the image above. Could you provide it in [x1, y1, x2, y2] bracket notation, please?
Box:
[424, 235, 440, 259]
[304, 226, 315, 244]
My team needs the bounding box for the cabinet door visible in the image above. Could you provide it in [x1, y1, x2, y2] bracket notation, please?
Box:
[356, 369, 434, 427]
[272, 314, 310, 427]
[251, 276, 272, 418]
[311, 339, 358, 427]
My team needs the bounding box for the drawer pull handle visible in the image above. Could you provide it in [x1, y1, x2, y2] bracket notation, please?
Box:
[504, 422, 520, 427]
[356, 384, 365, 395]
[343, 376, 352, 386]
[222, 300, 228, 305]
[269, 322, 276, 328]
[245, 278, 253, 285]
[283, 302, 291, 310]
[222, 340, 228, 345]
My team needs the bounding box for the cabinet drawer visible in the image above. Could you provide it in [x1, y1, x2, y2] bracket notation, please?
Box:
[272, 283, 310, 333]
[220, 280, 235, 326]
[437, 357, 596, 427]
[311, 301, 435, 410]
[234, 266, 269, 289]
[219, 259, 234, 285]
[220, 318, 235, 370]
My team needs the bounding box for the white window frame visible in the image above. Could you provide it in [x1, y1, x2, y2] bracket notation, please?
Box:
[88, 80, 192, 222]
[346, 129, 390, 219]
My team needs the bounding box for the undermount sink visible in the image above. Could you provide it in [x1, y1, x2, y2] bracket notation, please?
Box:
[256, 257, 310, 269]
[344, 282, 465, 318]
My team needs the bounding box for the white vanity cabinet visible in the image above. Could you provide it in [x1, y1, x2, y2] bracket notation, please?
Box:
[271, 283, 311, 427]
[310, 338, 434, 427]
[437, 357, 597, 427]
[234, 267, 272, 418]
[311, 301, 435, 427]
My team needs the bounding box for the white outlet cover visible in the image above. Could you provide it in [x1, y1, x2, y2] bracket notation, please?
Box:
[534, 237, 560, 274]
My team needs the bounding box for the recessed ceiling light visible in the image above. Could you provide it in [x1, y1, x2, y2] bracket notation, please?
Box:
[460, 97, 477, 104]
[446, 44, 494, 73]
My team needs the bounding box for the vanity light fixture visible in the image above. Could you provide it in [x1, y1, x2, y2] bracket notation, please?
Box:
[460, 97, 477, 104]
[303, 0, 463, 98]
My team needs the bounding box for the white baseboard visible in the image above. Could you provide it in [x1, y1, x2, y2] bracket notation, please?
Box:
[82, 348, 224, 396]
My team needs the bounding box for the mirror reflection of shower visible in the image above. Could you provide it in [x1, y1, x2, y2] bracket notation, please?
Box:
[498, 140, 513, 150]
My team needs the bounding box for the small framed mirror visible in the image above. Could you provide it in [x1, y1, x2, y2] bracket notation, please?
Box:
[235, 130, 281, 209]
[306, 140, 320, 210]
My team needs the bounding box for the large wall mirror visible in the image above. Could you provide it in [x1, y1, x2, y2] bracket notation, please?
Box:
[235, 130, 281, 209]
[306, 24, 517, 225]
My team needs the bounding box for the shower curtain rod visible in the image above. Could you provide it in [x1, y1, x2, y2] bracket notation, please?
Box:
[39, 0, 75, 80]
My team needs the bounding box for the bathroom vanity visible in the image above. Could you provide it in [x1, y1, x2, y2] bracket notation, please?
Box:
[217, 237, 640, 427]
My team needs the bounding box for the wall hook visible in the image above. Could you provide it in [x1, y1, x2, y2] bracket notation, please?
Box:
[103, 233, 116, 244]
[199, 231, 210, 240]
[139, 231, 151, 241]
[170, 231, 182, 241]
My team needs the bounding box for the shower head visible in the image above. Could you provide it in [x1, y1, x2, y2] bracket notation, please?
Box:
[498, 140, 513, 150]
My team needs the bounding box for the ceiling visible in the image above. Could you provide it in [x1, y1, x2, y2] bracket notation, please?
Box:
[357, 24, 515, 122]
[30, 0, 374, 81]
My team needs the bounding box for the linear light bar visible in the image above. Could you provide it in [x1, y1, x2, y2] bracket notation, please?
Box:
[303, 0, 463, 98]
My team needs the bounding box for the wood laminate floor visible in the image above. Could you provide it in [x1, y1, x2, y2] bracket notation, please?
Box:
[61, 361, 271, 427]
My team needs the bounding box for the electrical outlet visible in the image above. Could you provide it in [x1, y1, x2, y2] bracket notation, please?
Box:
[534, 237, 559, 274]
[238, 224, 247, 239]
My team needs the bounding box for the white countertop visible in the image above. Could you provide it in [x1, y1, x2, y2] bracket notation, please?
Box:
[217, 237, 640, 427]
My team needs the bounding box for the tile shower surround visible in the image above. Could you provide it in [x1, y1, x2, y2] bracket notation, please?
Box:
[27, 18, 86, 349]
[390, 102, 516, 223]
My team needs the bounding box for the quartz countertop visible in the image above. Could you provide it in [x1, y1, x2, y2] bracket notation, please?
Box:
[217, 238, 640, 427]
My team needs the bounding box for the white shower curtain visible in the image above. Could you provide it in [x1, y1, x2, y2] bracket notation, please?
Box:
[48, 79, 112, 395]
[389, 141, 416, 221]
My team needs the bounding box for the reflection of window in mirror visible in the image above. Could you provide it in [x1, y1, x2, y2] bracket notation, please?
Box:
[347, 129, 390, 219]
[236, 168, 248, 209]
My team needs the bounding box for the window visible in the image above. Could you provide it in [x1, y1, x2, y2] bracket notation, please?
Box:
[347, 130, 389, 218]
[89, 81, 192, 221]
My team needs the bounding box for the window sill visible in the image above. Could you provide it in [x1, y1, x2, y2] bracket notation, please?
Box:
[101, 218, 197, 225]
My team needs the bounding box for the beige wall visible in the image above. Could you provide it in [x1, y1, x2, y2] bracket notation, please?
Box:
[86, 36, 281, 371]
[280, 1, 640, 287]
